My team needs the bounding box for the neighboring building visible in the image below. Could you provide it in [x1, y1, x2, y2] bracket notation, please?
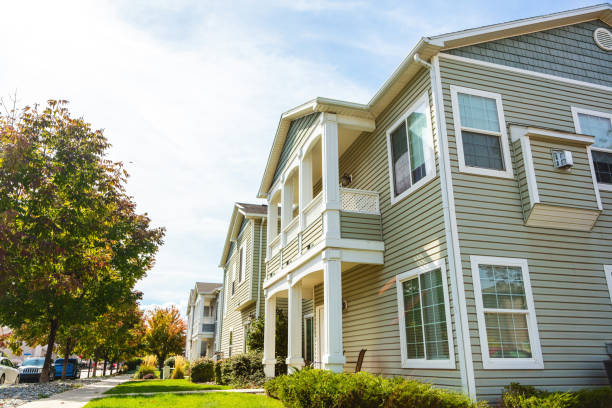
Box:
[0, 327, 51, 364]
[254, 4, 612, 402]
[185, 282, 222, 361]
[218, 202, 285, 358]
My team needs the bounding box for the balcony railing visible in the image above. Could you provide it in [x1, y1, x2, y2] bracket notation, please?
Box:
[268, 234, 281, 258]
[340, 188, 380, 214]
[302, 192, 323, 227]
[284, 216, 300, 244]
[202, 323, 216, 333]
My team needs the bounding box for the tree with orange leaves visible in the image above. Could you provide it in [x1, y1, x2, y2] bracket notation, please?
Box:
[143, 306, 186, 372]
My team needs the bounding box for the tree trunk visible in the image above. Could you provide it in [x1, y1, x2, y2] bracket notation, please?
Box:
[110, 361, 113, 375]
[61, 339, 72, 380]
[40, 318, 59, 383]
[103, 359, 107, 376]
[87, 360, 91, 378]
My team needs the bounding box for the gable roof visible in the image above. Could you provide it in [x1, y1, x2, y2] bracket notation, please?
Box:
[218, 202, 267, 267]
[196, 282, 222, 294]
[257, 3, 612, 198]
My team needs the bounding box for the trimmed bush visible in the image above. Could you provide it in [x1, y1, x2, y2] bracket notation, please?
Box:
[265, 368, 486, 408]
[216, 351, 265, 387]
[191, 358, 215, 383]
[133, 365, 157, 379]
[502, 382, 612, 408]
[215, 361, 222, 384]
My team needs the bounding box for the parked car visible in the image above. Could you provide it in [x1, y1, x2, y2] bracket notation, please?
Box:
[54, 358, 80, 379]
[18, 358, 55, 383]
[0, 357, 19, 385]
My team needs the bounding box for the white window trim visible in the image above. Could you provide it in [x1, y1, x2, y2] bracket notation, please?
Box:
[385, 92, 437, 206]
[239, 243, 247, 283]
[470, 256, 543, 370]
[395, 258, 455, 369]
[450, 85, 513, 179]
[571, 106, 612, 192]
[604, 265, 612, 305]
[303, 313, 314, 360]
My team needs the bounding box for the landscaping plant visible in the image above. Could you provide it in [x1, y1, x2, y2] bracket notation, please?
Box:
[217, 352, 266, 387]
[134, 365, 157, 379]
[191, 358, 215, 383]
[502, 382, 612, 408]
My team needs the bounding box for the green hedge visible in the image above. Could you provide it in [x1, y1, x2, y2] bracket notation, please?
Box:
[265, 368, 485, 408]
[125, 358, 142, 372]
[216, 352, 266, 387]
[502, 383, 612, 408]
[190, 358, 215, 383]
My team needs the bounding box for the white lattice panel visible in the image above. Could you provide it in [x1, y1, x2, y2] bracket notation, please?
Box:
[340, 188, 379, 214]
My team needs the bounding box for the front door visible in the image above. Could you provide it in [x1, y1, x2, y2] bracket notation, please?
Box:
[315, 305, 325, 369]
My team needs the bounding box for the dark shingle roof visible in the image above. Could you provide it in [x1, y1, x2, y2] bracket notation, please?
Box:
[236, 202, 267, 215]
[195, 282, 222, 293]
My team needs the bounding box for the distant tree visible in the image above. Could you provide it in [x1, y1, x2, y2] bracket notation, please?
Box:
[0, 100, 165, 382]
[143, 306, 186, 372]
[246, 308, 288, 365]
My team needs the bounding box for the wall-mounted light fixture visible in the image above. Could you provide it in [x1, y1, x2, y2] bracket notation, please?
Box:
[341, 173, 352, 187]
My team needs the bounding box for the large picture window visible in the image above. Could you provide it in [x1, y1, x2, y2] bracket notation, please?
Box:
[386, 93, 435, 205]
[395, 259, 454, 369]
[450, 86, 513, 179]
[572, 107, 612, 189]
[470, 256, 543, 370]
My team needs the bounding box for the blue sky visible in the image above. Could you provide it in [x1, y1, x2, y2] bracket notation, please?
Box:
[0, 0, 596, 313]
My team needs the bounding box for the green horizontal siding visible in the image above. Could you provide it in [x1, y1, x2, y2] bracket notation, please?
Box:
[302, 215, 323, 250]
[282, 236, 299, 267]
[439, 55, 612, 401]
[340, 211, 382, 240]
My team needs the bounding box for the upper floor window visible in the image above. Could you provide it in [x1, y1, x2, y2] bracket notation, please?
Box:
[203, 306, 210, 317]
[572, 107, 612, 187]
[385, 93, 435, 205]
[471, 256, 543, 370]
[450, 86, 513, 179]
[395, 259, 454, 369]
[239, 244, 246, 283]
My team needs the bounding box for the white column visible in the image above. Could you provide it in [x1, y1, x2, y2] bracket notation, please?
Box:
[281, 178, 294, 246]
[321, 114, 341, 240]
[267, 201, 278, 245]
[263, 295, 277, 377]
[322, 249, 345, 372]
[286, 279, 304, 372]
[299, 151, 313, 230]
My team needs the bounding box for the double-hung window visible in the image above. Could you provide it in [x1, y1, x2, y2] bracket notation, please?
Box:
[471, 256, 543, 370]
[572, 107, 612, 190]
[451, 86, 513, 178]
[395, 259, 454, 369]
[386, 93, 436, 204]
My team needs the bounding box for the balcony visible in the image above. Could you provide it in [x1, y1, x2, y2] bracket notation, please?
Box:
[266, 187, 382, 281]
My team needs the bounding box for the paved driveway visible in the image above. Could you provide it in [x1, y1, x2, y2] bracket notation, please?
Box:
[19, 375, 131, 408]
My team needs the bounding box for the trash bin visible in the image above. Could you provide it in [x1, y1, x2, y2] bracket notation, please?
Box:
[162, 366, 170, 380]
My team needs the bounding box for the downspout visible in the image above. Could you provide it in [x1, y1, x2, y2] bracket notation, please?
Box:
[256, 218, 264, 318]
[414, 52, 475, 399]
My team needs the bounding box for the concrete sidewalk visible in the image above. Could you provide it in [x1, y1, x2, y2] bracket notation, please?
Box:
[111, 388, 265, 397]
[19, 375, 132, 408]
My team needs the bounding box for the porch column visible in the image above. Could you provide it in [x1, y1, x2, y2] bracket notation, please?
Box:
[299, 151, 313, 230]
[263, 294, 277, 377]
[281, 178, 294, 246]
[267, 201, 278, 246]
[321, 113, 341, 240]
[322, 249, 345, 372]
[286, 279, 304, 372]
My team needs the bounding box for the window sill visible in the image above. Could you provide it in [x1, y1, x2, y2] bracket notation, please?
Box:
[401, 359, 456, 370]
[390, 172, 437, 206]
[458, 164, 514, 179]
[482, 358, 544, 370]
[598, 183, 612, 192]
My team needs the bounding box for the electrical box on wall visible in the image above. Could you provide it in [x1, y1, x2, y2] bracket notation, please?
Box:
[552, 150, 573, 169]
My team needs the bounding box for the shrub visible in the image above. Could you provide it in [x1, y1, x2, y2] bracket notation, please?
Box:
[142, 355, 157, 368]
[171, 364, 185, 379]
[217, 352, 265, 387]
[265, 369, 486, 408]
[191, 358, 215, 383]
[125, 358, 142, 371]
[215, 361, 222, 384]
[502, 383, 612, 408]
[133, 365, 157, 379]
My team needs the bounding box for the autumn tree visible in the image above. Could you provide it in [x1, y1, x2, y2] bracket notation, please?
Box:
[143, 306, 186, 372]
[0, 100, 165, 382]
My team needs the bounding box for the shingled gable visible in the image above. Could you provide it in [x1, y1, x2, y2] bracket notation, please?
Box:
[256, 3, 612, 199]
[218, 202, 267, 267]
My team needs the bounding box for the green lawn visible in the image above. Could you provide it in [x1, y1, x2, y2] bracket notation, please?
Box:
[85, 393, 282, 407]
[104, 379, 230, 395]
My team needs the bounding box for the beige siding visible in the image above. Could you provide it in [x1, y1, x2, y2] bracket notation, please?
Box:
[439, 55, 612, 400]
[267, 252, 281, 279]
[340, 212, 382, 240]
[282, 236, 300, 266]
[333, 69, 461, 387]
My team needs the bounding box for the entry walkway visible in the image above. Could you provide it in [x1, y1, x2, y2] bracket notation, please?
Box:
[19, 375, 132, 408]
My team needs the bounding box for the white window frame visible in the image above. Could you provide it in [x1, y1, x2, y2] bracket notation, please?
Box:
[571, 106, 612, 192]
[385, 92, 436, 205]
[604, 265, 612, 305]
[395, 259, 455, 369]
[450, 85, 513, 179]
[239, 243, 246, 283]
[303, 313, 314, 362]
[470, 256, 543, 370]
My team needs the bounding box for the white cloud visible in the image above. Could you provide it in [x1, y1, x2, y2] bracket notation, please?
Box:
[0, 0, 371, 309]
